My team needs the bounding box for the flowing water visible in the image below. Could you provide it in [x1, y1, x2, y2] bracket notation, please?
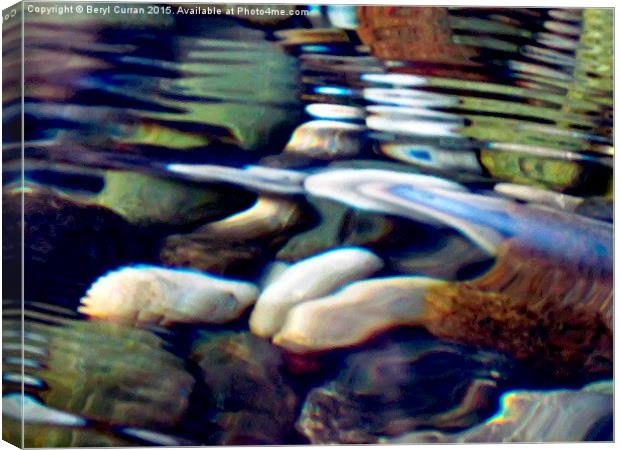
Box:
[2, 5, 613, 446]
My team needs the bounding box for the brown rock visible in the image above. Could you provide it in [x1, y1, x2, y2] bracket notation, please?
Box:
[160, 235, 266, 276]
[423, 239, 612, 381]
[190, 331, 299, 444]
[356, 7, 479, 65]
[2, 184, 152, 306]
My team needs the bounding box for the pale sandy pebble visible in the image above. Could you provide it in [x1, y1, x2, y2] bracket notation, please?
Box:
[273, 276, 445, 352]
[79, 266, 258, 326]
[249, 247, 384, 338]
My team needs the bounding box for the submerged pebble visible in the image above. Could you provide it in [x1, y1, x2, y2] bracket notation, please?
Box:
[249, 247, 384, 338]
[94, 170, 255, 227]
[479, 148, 609, 194]
[386, 381, 613, 443]
[160, 196, 307, 275]
[296, 337, 515, 444]
[191, 196, 303, 241]
[3, 183, 149, 306]
[273, 276, 445, 353]
[17, 320, 195, 429]
[275, 236, 611, 381]
[79, 266, 258, 326]
[160, 237, 265, 276]
[190, 331, 298, 444]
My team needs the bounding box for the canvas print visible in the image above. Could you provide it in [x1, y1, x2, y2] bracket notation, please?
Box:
[1, 3, 613, 447]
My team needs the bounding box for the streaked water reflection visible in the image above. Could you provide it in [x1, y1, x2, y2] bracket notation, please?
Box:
[2, 4, 613, 446]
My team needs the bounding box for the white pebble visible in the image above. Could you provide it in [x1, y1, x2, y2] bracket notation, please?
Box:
[249, 247, 384, 338]
[79, 266, 258, 327]
[273, 276, 444, 352]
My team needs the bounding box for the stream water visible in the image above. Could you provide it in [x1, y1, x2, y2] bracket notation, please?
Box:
[2, 5, 613, 446]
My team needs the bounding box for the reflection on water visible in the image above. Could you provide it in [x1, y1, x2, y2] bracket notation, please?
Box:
[2, 4, 613, 446]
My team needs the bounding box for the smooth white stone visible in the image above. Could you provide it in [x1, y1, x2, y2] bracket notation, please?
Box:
[249, 247, 384, 338]
[273, 276, 445, 352]
[79, 266, 258, 326]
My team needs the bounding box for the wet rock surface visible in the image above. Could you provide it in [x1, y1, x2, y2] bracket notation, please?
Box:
[189, 331, 299, 444]
[2, 185, 155, 307]
[422, 239, 613, 382]
[160, 196, 310, 276]
[296, 337, 517, 444]
[3, 319, 195, 430]
[94, 171, 256, 227]
[386, 381, 613, 443]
